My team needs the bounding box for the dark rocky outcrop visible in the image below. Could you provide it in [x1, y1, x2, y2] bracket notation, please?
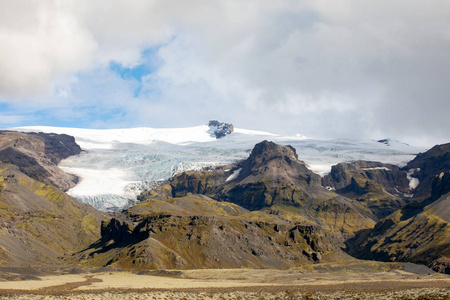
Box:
[406, 143, 450, 199]
[323, 161, 410, 195]
[208, 120, 234, 139]
[101, 218, 134, 243]
[28, 132, 82, 164]
[322, 161, 411, 219]
[0, 131, 81, 191]
[73, 195, 341, 270]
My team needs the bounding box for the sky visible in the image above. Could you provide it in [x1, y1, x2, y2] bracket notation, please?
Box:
[0, 0, 449, 147]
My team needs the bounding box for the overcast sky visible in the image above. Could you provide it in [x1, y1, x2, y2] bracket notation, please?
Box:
[0, 0, 449, 147]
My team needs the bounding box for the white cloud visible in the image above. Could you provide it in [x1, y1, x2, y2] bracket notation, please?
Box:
[0, 1, 97, 97]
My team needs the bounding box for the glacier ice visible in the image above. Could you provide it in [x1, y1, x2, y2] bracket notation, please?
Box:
[11, 125, 422, 212]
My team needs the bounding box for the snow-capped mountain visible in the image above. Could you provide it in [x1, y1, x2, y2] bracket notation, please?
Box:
[11, 122, 422, 211]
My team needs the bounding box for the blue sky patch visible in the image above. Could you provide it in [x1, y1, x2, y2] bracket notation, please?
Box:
[109, 48, 162, 97]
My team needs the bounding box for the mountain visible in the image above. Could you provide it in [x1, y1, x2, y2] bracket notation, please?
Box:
[71, 141, 370, 269]
[0, 131, 105, 276]
[0, 126, 447, 274]
[147, 141, 376, 240]
[10, 122, 421, 211]
[70, 194, 349, 270]
[322, 161, 412, 220]
[0, 131, 81, 191]
[347, 143, 450, 273]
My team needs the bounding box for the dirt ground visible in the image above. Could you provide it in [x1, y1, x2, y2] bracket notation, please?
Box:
[0, 265, 449, 299]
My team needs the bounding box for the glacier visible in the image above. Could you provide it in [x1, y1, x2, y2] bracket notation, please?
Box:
[12, 125, 422, 211]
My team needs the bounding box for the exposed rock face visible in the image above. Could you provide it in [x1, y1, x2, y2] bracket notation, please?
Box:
[323, 161, 410, 194]
[208, 120, 234, 139]
[406, 143, 450, 199]
[172, 141, 323, 210]
[28, 132, 82, 164]
[0, 131, 81, 191]
[73, 195, 339, 270]
[101, 218, 134, 243]
[322, 161, 411, 219]
[377, 138, 409, 147]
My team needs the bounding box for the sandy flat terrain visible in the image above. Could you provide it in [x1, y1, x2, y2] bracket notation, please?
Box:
[0, 267, 449, 299]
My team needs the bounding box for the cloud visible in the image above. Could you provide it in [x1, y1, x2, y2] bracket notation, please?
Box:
[0, 0, 449, 146]
[0, 1, 97, 97]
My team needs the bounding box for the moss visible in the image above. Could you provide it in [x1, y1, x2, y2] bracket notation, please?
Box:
[17, 178, 67, 209]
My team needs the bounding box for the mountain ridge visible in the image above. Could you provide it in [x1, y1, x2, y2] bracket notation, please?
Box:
[10, 123, 421, 211]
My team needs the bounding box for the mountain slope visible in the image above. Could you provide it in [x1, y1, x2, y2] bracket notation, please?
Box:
[0, 163, 105, 270]
[71, 194, 349, 270]
[0, 131, 105, 275]
[347, 143, 450, 274]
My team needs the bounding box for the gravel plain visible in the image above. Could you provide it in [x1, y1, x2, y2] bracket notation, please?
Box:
[0, 267, 449, 300]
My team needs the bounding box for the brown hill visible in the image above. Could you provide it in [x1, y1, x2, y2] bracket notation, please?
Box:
[71, 194, 351, 270]
[0, 163, 105, 271]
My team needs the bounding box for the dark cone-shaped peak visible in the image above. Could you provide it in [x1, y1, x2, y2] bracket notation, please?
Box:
[249, 140, 298, 164]
[238, 140, 319, 186]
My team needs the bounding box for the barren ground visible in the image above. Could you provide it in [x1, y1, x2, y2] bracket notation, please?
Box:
[0, 264, 449, 299]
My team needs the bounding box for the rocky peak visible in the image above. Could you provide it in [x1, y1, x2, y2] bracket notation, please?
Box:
[0, 131, 81, 191]
[208, 120, 234, 139]
[247, 140, 298, 169]
[238, 140, 316, 185]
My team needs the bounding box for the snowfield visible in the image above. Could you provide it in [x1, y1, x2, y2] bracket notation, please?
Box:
[11, 125, 422, 211]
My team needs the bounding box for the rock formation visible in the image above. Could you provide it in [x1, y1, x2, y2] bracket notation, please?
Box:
[0, 131, 81, 191]
[72, 194, 342, 270]
[208, 120, 234, 139]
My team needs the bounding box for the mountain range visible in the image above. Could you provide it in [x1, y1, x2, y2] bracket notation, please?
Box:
[0, 121, 448, 276]
[12, 121, 420, 211]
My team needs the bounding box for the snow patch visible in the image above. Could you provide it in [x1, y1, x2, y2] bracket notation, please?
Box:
[407, 168, 420, 190]
[362, 167, 391, 171]
[226, 168, 242, 182]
